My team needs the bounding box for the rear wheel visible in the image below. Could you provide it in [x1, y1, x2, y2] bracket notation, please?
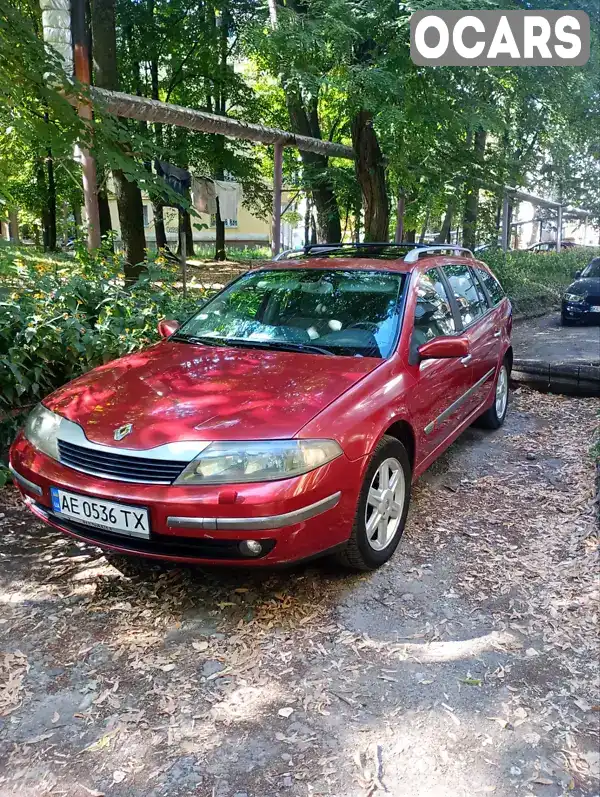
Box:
[477, 361, 509, 430]
[336, 435, 411, 571]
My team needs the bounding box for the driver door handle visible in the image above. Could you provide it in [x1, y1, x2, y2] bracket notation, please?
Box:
[460, 354, 472, 366]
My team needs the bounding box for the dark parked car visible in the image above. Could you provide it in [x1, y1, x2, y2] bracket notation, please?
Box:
[561, 257, 600, 325]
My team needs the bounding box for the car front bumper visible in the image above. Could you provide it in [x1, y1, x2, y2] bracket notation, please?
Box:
[562, 299, 600, 321]
[9, 432, 363, 566]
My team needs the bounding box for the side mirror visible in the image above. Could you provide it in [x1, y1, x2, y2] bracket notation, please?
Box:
[418, 336, 469, 360]
[158, 319, 180, 338]
[574, 270, 582, 279]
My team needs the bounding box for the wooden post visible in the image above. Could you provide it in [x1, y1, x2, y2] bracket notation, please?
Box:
[72, 0, 101, 250]
[501, 194, 510, 252]
[556, 205, 562, 252]
[271, 140, 283, 257]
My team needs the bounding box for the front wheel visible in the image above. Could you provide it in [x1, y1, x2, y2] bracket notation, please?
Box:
[561, 313, 575, 327]
[477, 361, 509, 430]
[335, 435, 411, 571]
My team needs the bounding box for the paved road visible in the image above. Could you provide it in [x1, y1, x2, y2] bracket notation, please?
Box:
[1, 389, 598, 797]
[513, 312, 600, 364]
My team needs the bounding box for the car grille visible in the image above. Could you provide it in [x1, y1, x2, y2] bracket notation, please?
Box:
[586, 294, 600, 306]
[57, 439, 188, 484]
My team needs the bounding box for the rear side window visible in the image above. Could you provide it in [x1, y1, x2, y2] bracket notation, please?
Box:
[443, 264, 488, 326]
[476, 268, 505, 305]
[412, 269, 456, 348]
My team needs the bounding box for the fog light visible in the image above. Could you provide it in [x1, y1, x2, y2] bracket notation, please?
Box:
[239, 539, 263, 557]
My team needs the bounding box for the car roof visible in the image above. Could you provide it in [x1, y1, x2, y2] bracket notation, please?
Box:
[258, 254, 490, 275]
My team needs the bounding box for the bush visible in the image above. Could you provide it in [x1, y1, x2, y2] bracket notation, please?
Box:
[480, 247, 600, 316]
[0, 243, 209, 457]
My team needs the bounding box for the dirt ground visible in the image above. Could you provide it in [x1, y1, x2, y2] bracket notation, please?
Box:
[0, 388, 598, 797]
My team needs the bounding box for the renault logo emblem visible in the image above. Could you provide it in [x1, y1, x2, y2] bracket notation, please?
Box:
[113, 423, 133, 441]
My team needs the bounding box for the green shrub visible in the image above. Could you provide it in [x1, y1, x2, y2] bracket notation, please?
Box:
[480, 247, 600, 315]
[0, 244, 209, 456]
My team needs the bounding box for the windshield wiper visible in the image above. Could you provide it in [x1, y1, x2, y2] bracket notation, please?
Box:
[222, 339, 334, 356]
[170, 334, 228, 347]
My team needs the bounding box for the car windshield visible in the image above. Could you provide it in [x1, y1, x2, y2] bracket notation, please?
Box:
[582, 258, 600, 278]
[176, 268, 406, 358]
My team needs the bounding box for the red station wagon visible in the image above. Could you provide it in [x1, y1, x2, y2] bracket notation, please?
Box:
[10, 244, 512, 571]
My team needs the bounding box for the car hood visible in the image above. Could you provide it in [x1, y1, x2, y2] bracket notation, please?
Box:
[45, 341, 380, 448]
[567, 277, 600, 295]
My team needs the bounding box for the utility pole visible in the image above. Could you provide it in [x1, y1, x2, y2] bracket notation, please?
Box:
[71, 0, 101, 250]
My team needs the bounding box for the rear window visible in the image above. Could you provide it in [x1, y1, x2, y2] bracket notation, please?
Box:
[475, 268, 505, 305]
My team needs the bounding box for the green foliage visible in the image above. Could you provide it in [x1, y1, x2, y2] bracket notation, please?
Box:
[0, 243, 206, 453]
[481, 247, 600, 316]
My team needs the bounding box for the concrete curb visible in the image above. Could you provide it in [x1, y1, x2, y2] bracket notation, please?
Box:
[512, 358, 600, 397]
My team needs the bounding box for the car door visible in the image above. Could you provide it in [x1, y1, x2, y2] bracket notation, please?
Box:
[442, 263, 498, 416]
[407, 267, 473, 461]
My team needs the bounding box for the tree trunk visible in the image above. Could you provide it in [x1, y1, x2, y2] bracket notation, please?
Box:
[177, 209, 194, 257]
[419, 205, 431, 244]
[91, 0, 146, 279]
[215, 203, 226, 260]
[462, 129, 487, 249]
[304, 196, 311, 247]
[214, 152, 226, 260]
[114, 174, 146, 280]
[404, 229, 416, 243]
[394, 194, 404, 243]
[73, 202, 82, 232]
[149, 51, 168, 251]
[98, 187, 112, 237]
[154, 202, 167, 249]
[37, 162, 50, 250]
[8, 209, 19, 243]
[435, 201, 454, 243]
[286, 92, 341, 243]
[351, 109, 388, 242]
[46, 148, 57, 250]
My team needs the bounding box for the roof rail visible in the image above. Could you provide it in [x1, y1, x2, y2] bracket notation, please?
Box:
[403, 245, 474, 263]
[273, 242, 429, 261]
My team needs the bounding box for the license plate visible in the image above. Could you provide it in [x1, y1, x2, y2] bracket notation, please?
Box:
[50, 488, 150, 538]
[590, 306, 600, 312]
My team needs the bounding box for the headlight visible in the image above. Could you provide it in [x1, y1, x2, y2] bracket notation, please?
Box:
[24, 404, 63, 460]
[174, 439, 342, 485]
[564, 292, 586, 302]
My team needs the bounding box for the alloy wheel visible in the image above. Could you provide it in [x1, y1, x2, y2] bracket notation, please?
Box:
[495, 365, 508, 419]
[364, 457, 405, 551]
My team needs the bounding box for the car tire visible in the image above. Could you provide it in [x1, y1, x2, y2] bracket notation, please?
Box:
[104, 552, 167, 579]
[476, 360, 510, 430]
[335, 435, 411, 572]
[561, 313, 575, 326]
